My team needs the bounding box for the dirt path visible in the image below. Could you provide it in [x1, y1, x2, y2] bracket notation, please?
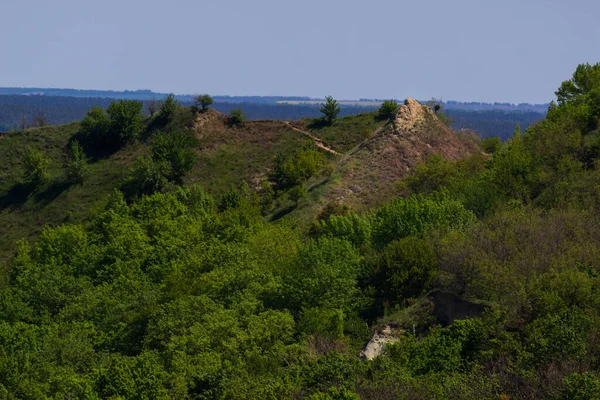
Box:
[285, 122, 341, 156]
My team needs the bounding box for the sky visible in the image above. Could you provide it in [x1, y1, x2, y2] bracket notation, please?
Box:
[0, 0, 599, 103]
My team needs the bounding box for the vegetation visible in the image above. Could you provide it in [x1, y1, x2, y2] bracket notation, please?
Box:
[155, 94, 180, 125]
[22, 147, 49, 191]
[64, 140, 88, 184]
[2, 64, 600, 399]
[195, 94, 214, 111]
[320, 95, 341, 125]
[228, 108, 246, 126]
[106, 99, 145, 143]
[378, 99, 400, 119]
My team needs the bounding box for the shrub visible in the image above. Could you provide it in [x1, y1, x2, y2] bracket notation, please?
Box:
[219, 186, 242, 211]
[22, 147, 49, 190]
[288, 185, 307, 205]
[195, 94, 214, 111]
[371, 194, 476, 248]
[64, 140, 88, 184]
[156, 94, 179, 125]
[372, 237, 438, 303]
[228, 108, 246, 126]
[127, 156, 170, 195]
[151, 132, 197, 182]
[481, 136, 502, 153]
[271, 145, 327, 190]
[378, 100, 400, 120]
[107, 100, 145, 143]
[320, 96, 340, 126]
[80, 106, 112, 146]
[561, 372, 600, 400]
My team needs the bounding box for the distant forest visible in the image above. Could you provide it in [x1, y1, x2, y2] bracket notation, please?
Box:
[0, 94, 545, 140]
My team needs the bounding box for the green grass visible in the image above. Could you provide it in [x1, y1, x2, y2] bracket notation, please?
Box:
[0, 124, 147, 263]
[0, 111, 337, 262]
[299, 112, 386, 153]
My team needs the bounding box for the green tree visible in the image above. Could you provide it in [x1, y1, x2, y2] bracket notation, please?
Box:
[156, 94, 180, 124]
[561, 372, 600, 400]
[80, 106, 112, 145]
[288, 185, 306, 206]
[195, 94, 214, 111]
[127, 156, 170, 195]
[151, 131, 197, 182]
[320, 96, 340, 126]
[378, 100, 400, 120]
[22, 147, 49, 190]
[107, 100, 145, 143]
[64, 140, 88, 184]
[481, 136, 502, 154]
[229, 108, 246, 126]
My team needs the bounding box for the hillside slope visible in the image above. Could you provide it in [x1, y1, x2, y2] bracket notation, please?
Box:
[0, 102, 477, 261]
[285, 99, 479, 222]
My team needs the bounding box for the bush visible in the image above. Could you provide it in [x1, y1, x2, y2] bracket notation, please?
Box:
[372, 237, 438, 304]
[22, 147, 49, 190]
[481, 136, 502, 153]
[378, 100, 400, 120]
[127, 156, 170, 195]
[320, 96, 340, 126]
[228, 108, 246, 126]
[371, 194, 476, 248]
[107, 100, 145, 143]
[195, 94, 214, 111]
[287, 185, 307, 205]
[271, 145, 327, 190]
[151, 132, 197, 182]
[80, 106, 112, 146]
[156, 94, 179, 125]
[561, 372, 600, 400]
[64, 140, 88, 184]
[219, 186, 242, 212]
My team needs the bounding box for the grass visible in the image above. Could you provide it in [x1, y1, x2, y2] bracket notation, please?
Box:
[0, 109, 332, 262]
[295, 112, 386, 153]
[0, 124, 146, 263]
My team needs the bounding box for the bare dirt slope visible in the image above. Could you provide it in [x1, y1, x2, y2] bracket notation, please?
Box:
[325, 98, 479, 209]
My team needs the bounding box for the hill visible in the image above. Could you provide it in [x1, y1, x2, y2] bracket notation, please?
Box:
[0, 100, 475, 262]
[3, 63, 600, 399]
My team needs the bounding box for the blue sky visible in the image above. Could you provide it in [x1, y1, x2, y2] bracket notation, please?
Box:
[1, 0, 598, 103]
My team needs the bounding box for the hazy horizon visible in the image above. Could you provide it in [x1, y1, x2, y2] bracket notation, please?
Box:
[1, 0, 598, 104]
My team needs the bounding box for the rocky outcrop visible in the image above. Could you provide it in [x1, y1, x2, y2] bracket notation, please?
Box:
[359, 325, 401, 360]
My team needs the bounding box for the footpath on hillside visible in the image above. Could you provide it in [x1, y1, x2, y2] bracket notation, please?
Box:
[284, 122, 341, 155]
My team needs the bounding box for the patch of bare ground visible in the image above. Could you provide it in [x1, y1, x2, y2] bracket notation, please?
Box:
[328, 98, 479, 210]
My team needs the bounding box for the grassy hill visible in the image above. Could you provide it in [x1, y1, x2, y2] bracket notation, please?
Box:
[0, 102, 478, 263]
[4, 64, 600, 399]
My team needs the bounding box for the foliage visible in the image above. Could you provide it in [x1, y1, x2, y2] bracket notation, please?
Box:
[156, 94, 180, 125]
[2, 63, 600, 399]
[150, 131, 197, 182]
[80, 106, 112, 146]
[22, 147, 49, 191]
[271, 144, 327, 190]
[378, 100, 400, 120]
[287, 185, 307, 205]
[106, 100, 145, 143]
[64, 140, 88, 184]
[195, 94, 214, 111]
[481, 135, 502, 153]
[561, 372, 600, 400]
[320, 96, 341, 126]
[228, 108, 246, 126]
[371, 193, 476, 248]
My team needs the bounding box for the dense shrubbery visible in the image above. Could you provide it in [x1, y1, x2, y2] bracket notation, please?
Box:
[2, 63, 600, 398]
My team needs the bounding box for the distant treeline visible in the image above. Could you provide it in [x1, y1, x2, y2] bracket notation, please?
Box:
[447, 109, 546, 140]
[0, 94, 545, 140]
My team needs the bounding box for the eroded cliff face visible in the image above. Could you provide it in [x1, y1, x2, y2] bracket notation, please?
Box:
[328, 98, 479, 209]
